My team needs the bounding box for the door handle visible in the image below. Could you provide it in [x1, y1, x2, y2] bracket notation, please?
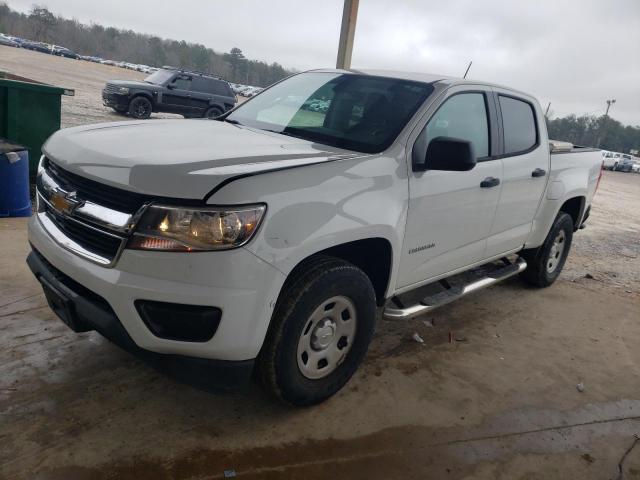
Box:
[531, 168, 546, 177]
[480, 177, 500, 188]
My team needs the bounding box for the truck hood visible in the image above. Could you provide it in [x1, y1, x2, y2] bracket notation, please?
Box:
[43, 119, 359, 199]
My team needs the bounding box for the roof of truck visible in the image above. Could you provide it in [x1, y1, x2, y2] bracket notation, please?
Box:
[309, 68, 532, 98]
[311, 68, 454, 84]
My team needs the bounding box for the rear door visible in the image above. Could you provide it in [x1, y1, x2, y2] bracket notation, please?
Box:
[484, 89, 549, 258]
[190, 76, 214, 115]
[397, 86, 503, 288]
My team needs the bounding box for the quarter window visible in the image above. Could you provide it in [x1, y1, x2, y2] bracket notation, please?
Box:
[499, 96, 537, 154]
[419, 93, 490, 160]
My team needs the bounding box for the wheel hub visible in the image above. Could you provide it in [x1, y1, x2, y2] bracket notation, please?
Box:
[311, 319, 336, 350]
[547, 230, 566, 273]
[296, 295, 357, 380]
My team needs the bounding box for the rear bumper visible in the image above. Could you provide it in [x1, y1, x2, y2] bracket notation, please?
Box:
[27, 249, 254, 391]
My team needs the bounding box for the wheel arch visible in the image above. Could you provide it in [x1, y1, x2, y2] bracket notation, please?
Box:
[279, 238, 393, 307]
[129, 91, 155, 107]
[526, 189, 589, 249]
[558, 196, 586, 231]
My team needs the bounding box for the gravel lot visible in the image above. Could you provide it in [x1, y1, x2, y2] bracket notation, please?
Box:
[0, 45, 244, 127]
[1, 46, 639, 479]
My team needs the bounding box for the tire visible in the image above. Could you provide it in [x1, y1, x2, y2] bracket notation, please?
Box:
[128, 96, 152, 119]
[519, 212, 574, 288]
[203, 106, 223, 119]
[257, 256, 376, 406]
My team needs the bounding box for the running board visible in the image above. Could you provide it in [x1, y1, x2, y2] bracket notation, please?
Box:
[383, 257, 527, 320]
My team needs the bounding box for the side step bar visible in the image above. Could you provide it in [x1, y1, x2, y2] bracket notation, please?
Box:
[383, 257, 527, 320]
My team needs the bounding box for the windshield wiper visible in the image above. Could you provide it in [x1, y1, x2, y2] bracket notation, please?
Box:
[225, 118, 243, 125]
[260, 128, 302, 139]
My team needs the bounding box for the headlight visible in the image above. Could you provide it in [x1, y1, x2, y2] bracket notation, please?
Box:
[117, 86, 130, 94]
[128, 204, 266, 251]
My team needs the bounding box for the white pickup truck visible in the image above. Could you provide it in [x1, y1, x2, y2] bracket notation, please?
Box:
[28, 69, 603, 405]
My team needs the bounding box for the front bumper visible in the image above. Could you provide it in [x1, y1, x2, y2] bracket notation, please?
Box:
[102, 91, 129, 109]
[27, 249, 254, 391]
[28, 214, 286, 362]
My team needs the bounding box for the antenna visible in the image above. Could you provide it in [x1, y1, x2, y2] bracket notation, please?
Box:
[463, 61, 473, 79]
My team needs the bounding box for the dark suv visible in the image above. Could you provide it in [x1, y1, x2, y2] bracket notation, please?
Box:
[102, 67, 237, 119]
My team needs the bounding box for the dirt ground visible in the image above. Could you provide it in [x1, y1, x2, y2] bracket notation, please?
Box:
[1, 47, 640, 480]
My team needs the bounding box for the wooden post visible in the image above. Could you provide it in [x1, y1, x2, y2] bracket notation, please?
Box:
[336, 0, 359, 69]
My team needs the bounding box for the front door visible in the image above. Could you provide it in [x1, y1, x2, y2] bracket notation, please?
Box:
[160, 74, 194, 113]
[397, 87, 503, 289]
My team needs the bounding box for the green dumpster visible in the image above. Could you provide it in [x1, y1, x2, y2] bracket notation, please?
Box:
[0, 72, 74, 173]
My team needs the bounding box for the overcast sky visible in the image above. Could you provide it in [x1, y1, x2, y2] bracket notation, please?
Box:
[8, 0, 640, 125]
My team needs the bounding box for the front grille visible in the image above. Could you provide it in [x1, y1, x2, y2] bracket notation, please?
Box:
[45, 207, 123, 260]
[45, 159, 151, 214]
[103, 83, 121, 94]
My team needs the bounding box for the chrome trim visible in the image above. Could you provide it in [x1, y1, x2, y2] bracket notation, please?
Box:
[37, 192, 128, 267]
[38, 168, 133, 232]
[383, 258, 527, 320]
[75, 201, 132, 232]
[37, 210, 116, 266]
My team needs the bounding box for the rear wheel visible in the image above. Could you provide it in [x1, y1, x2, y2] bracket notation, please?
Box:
[204, 106, 223, 119]
[257, 256, 376, 406]
[128, 96, 152, 119]
[519, 212, 574, 287]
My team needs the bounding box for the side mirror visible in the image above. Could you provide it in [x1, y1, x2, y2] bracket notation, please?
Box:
[414, 136, 477, 172]
[167, 83, 176, 90]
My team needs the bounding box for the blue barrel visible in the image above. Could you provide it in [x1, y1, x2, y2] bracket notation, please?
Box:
[0, 139, 32, 217]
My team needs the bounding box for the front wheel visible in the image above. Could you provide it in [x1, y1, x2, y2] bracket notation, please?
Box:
[519, 212, 574, 287]
[257, 256, 376, 406]
[128, 96, 152, 119]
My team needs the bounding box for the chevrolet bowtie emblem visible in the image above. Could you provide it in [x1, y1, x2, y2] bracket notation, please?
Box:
[50, 190, 84, 215]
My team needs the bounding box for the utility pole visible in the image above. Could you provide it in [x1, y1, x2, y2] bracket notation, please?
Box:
[336, 0, 359, 69]
[605, 99, 616, 116]
[544, 102, 551, 119]
[598, 99, 616, 148]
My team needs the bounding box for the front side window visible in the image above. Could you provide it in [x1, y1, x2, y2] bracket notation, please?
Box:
[172, 75, 192, 91]
[225, 72, 434, 153]
[416, 92, 490, 160]
[499, 96, 537, 154]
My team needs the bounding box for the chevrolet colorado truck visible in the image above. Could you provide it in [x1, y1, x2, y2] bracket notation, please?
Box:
[28, 69, 603, 406]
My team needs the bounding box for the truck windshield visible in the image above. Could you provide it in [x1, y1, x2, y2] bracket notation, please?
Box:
[225, 72, 434, 153]
[144, 70, 174, 85]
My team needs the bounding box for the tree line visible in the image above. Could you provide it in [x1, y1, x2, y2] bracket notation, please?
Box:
[0, 3, 292, 87]
[546, 114, 639, 154]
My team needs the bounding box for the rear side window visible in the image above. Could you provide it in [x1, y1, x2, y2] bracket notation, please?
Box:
[210, 80, 233, 96]
[499, 96, 537, 154]
[419, 92, 490, 159]
[192, 77, 232, 96]
[191, 76, 208, 92]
